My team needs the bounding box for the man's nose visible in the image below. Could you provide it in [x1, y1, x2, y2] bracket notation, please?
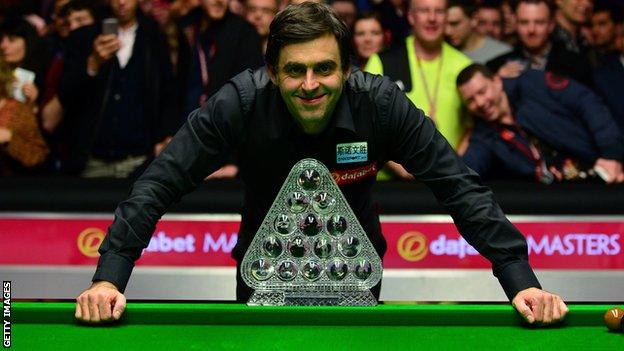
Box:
[302, 70, 320, 91]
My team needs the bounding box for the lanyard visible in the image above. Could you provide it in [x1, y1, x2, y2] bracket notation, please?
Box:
[497, 124, 554, 184]
[415, 51, 443, 121]
[192, 28, 216, 107]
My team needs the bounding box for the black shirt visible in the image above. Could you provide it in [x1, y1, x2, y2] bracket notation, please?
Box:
[92, 68, 541, 300]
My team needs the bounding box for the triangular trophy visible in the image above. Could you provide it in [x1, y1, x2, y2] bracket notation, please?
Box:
[241, 158, 383, 306]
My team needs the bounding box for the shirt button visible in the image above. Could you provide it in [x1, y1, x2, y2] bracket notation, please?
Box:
[114, 94, 121, 101]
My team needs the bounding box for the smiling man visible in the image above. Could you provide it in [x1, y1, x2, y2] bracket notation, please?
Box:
[75, 2, 568, 327]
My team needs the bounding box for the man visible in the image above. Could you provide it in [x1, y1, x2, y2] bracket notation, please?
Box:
[553, 0, 593, 53]
[243, 0, 279, 53]
[487, 0, 593, 87]
[445, 0, 511, 63]
[365, 0, 472, 179]
[589, 1, 622, 66]
[474, 0, 505, 40]
[593, 25, 624, 132]
[75, 3, 567, 326]
[457, 64, 624, 183]
[58, 0, 178, 177]
[330, 0, 358, 28]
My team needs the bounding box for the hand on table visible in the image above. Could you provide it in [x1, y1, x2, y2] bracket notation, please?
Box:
[593, 158, 624, 184]
[512, 287, 568, 325]
[75, 280, 126, 323]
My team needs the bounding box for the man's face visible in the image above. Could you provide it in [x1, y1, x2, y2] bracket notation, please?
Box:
[408, 0, 447, 46]
[591, 11, 617, 48]
[269, 34, 350, 134]
[331, 1, 357, 28]
[202, 0, 229, 21]
[458, 72, 505, 122]
[110, 0, 139, 25]
[445, 6, 472, 48]
[67, 9, 95, 31]
[244, 0, 277, 37]
[516, 2, 554, 52]
[556, 0, 593, 25]
[474, 8, 503, 39]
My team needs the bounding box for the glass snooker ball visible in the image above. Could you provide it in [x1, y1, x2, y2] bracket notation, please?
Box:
[327, 259, 348, 281]
[274, 213, 295, 235]
[312, 191, 336, 214]
[288, 236, 307, 258]
[298, 169, 321, 190]
[250, 258, 274, 281]
[277, 260, 298, 281]
[263, 236, 283, 258]
[287, 191, 309, 213]
[354, 259, 372, 280]
[313, 236, 333, 258]
[300, 213, 322, 236]
[338, 235, 361, 258]
[302, 260, 323, 281]
[327, 215, 347, 236]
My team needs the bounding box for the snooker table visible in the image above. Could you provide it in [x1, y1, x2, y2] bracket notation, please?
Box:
[10, 302, 623, 350]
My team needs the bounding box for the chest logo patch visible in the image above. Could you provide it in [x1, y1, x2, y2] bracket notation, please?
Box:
[336, 142, 368, 164]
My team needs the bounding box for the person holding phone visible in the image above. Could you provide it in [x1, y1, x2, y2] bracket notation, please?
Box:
[58, 0, 179, 177]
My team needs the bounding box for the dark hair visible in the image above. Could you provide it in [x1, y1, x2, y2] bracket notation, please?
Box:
[478, 0, 504, 16]
[456, 63, 496, 87]
[593, 1, 624, 24]
[0, 17, 47, 74]
[513, 0, 556, 18]
[448, 0, 477, 17]
[266, 2, 352, 71]
[59, 0, 97, 20]
[353, 10, 384, 29]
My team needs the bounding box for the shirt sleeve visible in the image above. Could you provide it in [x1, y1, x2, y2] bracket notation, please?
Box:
[374, 78, 541, 300]
[92, 82, 246, 292]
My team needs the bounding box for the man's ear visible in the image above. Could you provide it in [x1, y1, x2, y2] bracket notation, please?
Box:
[267, 65, 278, 85]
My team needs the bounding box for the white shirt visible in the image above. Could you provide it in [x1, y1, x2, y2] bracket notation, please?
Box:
[116, 22, 138, 68]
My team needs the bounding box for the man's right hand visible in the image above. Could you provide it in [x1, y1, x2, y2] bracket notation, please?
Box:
[87, 34, 121, 74]
[75, 280, 126, 323]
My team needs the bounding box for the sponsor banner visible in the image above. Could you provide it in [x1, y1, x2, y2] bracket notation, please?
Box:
[0, 215, 622, 269]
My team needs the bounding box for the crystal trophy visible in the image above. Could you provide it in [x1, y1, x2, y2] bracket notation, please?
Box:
[241, 158, 383, 306]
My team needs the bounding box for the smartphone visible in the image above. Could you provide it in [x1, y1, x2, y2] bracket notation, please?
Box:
[102, 18, 119, 35]
[12, 68, 36, 103]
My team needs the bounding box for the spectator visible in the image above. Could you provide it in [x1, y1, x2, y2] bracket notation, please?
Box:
[500, 0, 518, 45]
[331, 0, 358, 28]
[589, 0, 622, 65]
[593, 30, 624, 133]
[352, 11, 386, 67]
[445, 0, 511, 63]
[244, 0, 279, 53]
[0, 60, 49, 176]
[553, 0, 593, 54]
[457, 64, 624, 184]
[369, 0, 411, 48]
[59, 0, 178, 177]
[486, 0, 594, 87]
[474, 0, 505, 40]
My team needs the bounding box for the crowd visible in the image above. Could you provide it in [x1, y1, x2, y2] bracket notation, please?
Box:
[0, 0, 622, 183]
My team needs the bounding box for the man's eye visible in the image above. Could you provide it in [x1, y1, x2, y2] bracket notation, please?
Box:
[285, 66, 305, 76]
[315, 64, 333, 75]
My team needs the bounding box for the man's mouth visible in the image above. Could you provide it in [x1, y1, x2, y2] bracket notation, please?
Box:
[298, 94, 326, 104]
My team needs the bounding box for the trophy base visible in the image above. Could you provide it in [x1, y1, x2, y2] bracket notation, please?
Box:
[247, 290, 378, 306]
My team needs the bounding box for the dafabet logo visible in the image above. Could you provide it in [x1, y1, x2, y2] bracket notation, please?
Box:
[77, 228, 105, 257]
[397, 231, 428, 262]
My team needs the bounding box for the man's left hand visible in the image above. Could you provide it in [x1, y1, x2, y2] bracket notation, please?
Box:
[512, 287, 568, 325]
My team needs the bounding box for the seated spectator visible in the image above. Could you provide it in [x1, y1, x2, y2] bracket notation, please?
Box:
[0, 61, 49, 176]
[331, 0, 358, 28]
[352, 11, 386, 68]
[589, 0, 622, 67]
[474, 0, 505, 40]
[445, 0, 511, 63]
[486, 0, 594, 87]
[58, 0, 178, 177]
[593, 30, 624, 133]
[457, 64, 624, 184]
[243, 0, 279, 53]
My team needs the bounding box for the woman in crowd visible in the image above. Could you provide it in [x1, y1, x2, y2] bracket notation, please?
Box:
[0, 60, 49, 176]
[351, 11, 385, 68]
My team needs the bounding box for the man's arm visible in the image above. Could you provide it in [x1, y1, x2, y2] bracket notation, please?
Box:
[76, 82, 246, 322]
[374, 77, 567, 324]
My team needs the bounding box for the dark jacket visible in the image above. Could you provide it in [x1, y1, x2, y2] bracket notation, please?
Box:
[593, 53, 624, 133]
[58, 16, 178, 173]
[92, 68, 541, 301]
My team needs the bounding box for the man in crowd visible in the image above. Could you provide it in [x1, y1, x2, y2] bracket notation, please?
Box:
[244, 0, 279, 53]
[473, 0, 505, 40]
[365, 0, 472, 179]
[74, 3, 567, 326]
[487, 0, 593, 87]
[553, 0, 593, 54]
[445, 0, 511, 63]
[589, 0, 622, 66]
[593, 23, 624, 132]
[458, 64, 624, 183]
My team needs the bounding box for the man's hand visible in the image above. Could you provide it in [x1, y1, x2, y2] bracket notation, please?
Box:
[594, 158, 624, 184]
[75, 281, 126, 323]
[496, 60, 525, 79]
[512, 287, 568, 325]
[0, 127, 12, 144]
[87, 34, 121, 74]
[21, 82, 39, 104]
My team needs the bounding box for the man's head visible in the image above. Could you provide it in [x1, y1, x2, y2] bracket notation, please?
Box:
[408, 0, 448, 48]
[515, 0, 556, 53]
[60, 0, 96, 32]
[445, 0, 475, 49]
[331, 0, 357, 28]
[244, 0, 279, 37]
[266, 3, 351, 134]
[110, 0, 139, 26]
[590, 1, 622, 50]
[474, 1, 504, 39]
[555, 0, 593, 25]
[456, 63, 506, 122]
[202, 0, 230, 21]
